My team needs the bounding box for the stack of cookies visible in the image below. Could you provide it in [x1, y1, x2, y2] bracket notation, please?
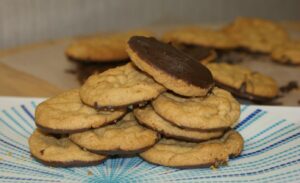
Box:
[29, 36, 244, 168]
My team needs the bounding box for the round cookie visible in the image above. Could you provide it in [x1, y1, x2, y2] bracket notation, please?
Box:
[140, 130, 244, 168]
[80, 63, 165, 109]
[271, 40, 300, 65]
[206, 63, 278, 102]
[223, 17, 289, 53]
[134, 105, 225, 142]
[29, 129, 106, 167]
[35, 89, 126, 134]
[127, 36, 214, 97]
[152, 88, 240, 130]
[69, 113, 159, 155]
[66, 30, 153, 62]
[162, 26, 237, 49]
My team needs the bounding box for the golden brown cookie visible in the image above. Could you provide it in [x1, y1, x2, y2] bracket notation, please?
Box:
[206, 63, 279, 101]
[134, 105, 225, 142]
[271, 40, 300, 65]
[80, 63, 165, 109]
[69, 113, 159, 155]
[127, 36, 214, 97]
[140, 130, 244, 168]
[162, 26, 237, 49]
[223, 17, 289, 53]
[152, 88, 240, 130]
[35, 89, 126, 134]
[29, 129, 106, 167]
[66, 30, 153, 62]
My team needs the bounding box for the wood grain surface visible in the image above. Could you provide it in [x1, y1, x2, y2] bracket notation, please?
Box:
[0, 63, 62, 97]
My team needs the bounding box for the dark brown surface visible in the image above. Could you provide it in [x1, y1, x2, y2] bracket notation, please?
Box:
[177, 44, 213, 61]
[31, 154, 107, 167]
[128, 36, 214, 89]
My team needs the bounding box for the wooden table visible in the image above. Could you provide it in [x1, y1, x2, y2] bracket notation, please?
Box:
[0, 40, 65, 97]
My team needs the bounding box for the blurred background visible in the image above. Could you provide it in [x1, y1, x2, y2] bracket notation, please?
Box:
[0, 0, 299, 49]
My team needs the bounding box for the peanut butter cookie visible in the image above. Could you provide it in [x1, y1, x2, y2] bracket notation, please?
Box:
[80, 63, 165, 109]
[152, 88, 240, 130]
[29, 129, 106, 167]
[140, 130, 243, 168]
[35, 89, 126, 134]
[134, 105, 225, 142]
[69, 113, 159, 155]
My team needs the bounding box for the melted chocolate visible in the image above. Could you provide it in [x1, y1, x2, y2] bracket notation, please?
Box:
[128, 36, 214, 89]
[215, 81, 276, 103]
[279, 81, 298, 93]
[178, 44, 212, 61]
[31, 154, 107, 167]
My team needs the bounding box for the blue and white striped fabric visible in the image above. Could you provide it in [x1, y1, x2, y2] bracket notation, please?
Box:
[0, 98, 299, 183]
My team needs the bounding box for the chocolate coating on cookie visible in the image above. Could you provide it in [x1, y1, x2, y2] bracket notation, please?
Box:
[31, 154, 107, 167]
[216, 81, 277, 103]
[85, 142, 159, 155]
[178, 44, 212, 61]
[128, 36, 214, 89]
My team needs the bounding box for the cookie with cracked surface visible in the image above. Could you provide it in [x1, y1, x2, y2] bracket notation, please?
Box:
[152, 88, 240, 130]
[127, 36, 214, 97]
[69, 113, 159, 155]
[162, 26, 237, 49]
[271, 41, 300, 65]
[80, 63, 165, 109]
[140, 130, 243, 168]
[206, 63, 278, 101]
[66, 30, 153, 62]
[223, 17, 289, 53]
[134, 105, 225, 142]
[29, 129, 106, 167]
[35, 89, 126, 134]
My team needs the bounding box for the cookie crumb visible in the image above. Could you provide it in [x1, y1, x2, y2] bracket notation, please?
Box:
[87, 170, 93, 176]
[280, 81, 298, 93]
[210, 165, 218, 171]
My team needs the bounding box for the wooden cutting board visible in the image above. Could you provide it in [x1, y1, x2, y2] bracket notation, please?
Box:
[0, 22, 300, 102]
